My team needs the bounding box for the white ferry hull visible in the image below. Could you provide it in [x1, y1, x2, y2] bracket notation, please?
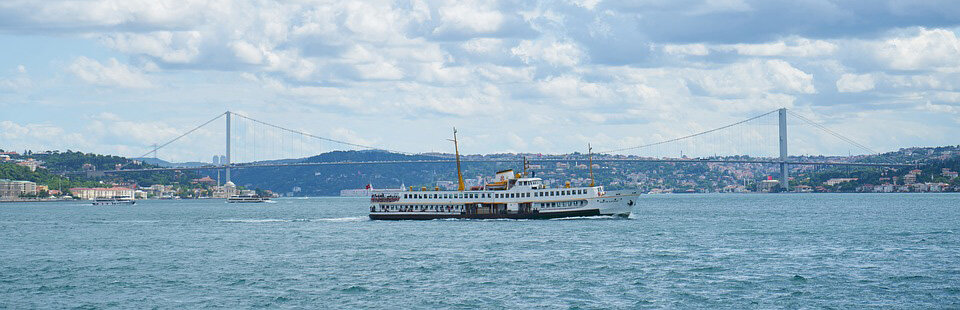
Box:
[369, 192, 638, 220]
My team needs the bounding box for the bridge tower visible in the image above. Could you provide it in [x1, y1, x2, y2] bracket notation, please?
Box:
[225, 111, 231, 184]
[778, 108, 789, 191]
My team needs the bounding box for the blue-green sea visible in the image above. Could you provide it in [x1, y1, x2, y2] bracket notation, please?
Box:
[1, 193, 959, 309]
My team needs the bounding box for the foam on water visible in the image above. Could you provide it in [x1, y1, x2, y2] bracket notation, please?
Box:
[314, 216, 367, 222]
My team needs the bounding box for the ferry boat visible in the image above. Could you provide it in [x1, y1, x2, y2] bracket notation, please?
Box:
[227, 194, 270, 203]
[92, 195, 136, 206]
[368, 129, 639, 220]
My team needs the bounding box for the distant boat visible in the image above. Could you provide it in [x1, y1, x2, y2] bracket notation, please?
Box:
[92, 196, 136, 206]
[227, 194, 270, 203]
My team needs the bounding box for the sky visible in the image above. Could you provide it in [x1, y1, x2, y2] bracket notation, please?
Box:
[1, 0, 959, 162]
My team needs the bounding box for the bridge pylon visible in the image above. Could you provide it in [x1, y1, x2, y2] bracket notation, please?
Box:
[779, 108, 789, 191]
[225, 111, 231, 184]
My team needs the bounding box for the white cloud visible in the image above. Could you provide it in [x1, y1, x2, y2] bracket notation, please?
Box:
[329, 127, 377, 148]
[67, 57, 152, 88]
[0, 121, 88, 152]
[663, 43, 710, 56]
[536, 75, 612, 103]
[461, 38, 505, 54]
[688, 59, 816, 96]
[99, 31, 202, 64]
[512, 38, 585, 67]
[1, 1, 959, 156]
[836, 73, 876, 92]
[569, 0, 602, 10]
[434, 1, 504, 35]
[724, 38, 837, 57]
[873, 28, 960, 71]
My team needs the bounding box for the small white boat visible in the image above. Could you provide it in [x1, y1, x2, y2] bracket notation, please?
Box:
[227, 194, 270, 203]
[92, 196, 136, 206]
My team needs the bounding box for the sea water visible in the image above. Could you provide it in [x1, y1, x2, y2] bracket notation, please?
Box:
[1, 194, 958, 308]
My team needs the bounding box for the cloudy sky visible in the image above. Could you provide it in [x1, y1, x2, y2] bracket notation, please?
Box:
[1, 0, 959, 162]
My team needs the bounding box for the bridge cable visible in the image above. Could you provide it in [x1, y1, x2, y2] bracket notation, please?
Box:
[598, 109, 779, 154]
[786, 111, 876, 155]
[229, 112, 449, 158]
[136, 112, 227, 159]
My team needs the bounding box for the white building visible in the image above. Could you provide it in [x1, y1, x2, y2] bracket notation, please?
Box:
[69, 187, 135, 200]
[0, 179, 37, 198]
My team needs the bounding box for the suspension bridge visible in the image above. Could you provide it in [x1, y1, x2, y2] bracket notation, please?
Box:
[73, 108, 916, 191]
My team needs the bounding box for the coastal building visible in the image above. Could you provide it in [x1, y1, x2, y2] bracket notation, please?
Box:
[436, 180, 456, 190]
[141, 184, 176, 198]
[825, 178, 858, 186]
[339, 183, 406, 197]
[209, 182, 239, 198]
[720, 185, 749, 193]
[759, 179, 780, 192]
[927, 182, 950, 192]
[70, 187, 135, 200]
[191, 176, 217, 185]
[793, 185, 814, 193]
[903, 173, 917, 185]
[0, 180, 38, 198]
[15, 159, 42, 172]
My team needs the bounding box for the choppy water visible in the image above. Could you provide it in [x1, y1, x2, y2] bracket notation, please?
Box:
[1, 194, 959, 309]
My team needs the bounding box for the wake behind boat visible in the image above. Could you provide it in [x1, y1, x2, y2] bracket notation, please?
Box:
[369, 129, 638, 220]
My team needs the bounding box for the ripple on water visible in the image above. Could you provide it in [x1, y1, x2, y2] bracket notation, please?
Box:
[338, 286, 369, 294]
[3, 194, 959, 308]
[688, 266, 725, 273]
